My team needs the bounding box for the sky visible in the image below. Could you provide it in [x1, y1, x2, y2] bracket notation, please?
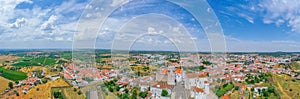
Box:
[1, 0, 300, 52]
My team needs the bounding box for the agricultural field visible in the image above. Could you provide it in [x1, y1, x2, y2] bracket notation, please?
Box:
[19, 66, 44, 73]
[272, 74, 300, 99]
[0, 66, 27, 81]
[0, 55, 19, 63]
[12, 57, 57, 67]
[63, 87, 85, 99]
[51, 87, 85, 99]
[2, 78, 69, 99]
[0, 76, 11, 94]
[23, 78, 69, 99]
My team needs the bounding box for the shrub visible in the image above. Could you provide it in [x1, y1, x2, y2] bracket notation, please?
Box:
[161, 89, 168, 96]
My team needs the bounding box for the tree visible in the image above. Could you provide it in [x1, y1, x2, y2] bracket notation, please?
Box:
[77, 90, 82, 95]
[161, 89, 168, 96]
[108, 87, 114, 92]
[73, 88, 77, 92]
[8, 82, 13, 89]
[42, 79, 48, 83]
[121, 93, 129, 99]
[268, 86, 275, 93]
[15, 81, 19, 85]
[53, 92, 62, 98]
[258, 89, 261, 94]
[262, 90, 269, 97]
[124, 88, 129, 94]
[234, 86, 239, 90]
[116, 86, 121, 91]
[131, 89, 137, 99]
[139, 92, 148, 98]
[14, 90, 19, 96]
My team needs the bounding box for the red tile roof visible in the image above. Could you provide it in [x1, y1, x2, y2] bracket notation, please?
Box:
[152, 82, 173, 89]
[220, 94, 230, 99]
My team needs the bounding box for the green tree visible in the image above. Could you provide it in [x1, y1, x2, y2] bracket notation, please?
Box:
[268, 86, 275, 93]
[139, 92, 148, 98]
[8, 82, 13, 89]
[251, 87, 254, 91]
[108, 87, 114, 92]
[121, 93, 129, 99]
[77, 90, 82, 95]
[15, 81, 19, 84]
[124, 88, 129, 94]
[131, 89, 137, 99]
[161, 89, 168, 96]
[234, 86, 239, 90]
[53, 92, 63, 99]
[116, 86, 121, 91]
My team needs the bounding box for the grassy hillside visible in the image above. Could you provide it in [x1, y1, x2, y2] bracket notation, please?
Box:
[0, 76, 11, 93]
[290, 62, 300, 70]
[272, 74, 300, 99]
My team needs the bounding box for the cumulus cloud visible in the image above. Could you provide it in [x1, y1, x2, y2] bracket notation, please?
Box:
[10, 17, 26, 29]
[40, 15, 57, 33]
[0, 0, 91, 44]
[0, 0, 31, 23]
[260, 0, 300, 33]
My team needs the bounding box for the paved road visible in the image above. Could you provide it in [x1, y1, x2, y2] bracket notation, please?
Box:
[89, 90, 98, 99]
[172, 82, 188, 99]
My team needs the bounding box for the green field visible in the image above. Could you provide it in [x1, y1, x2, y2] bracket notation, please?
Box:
[12, 57, 56, 67]
[12, 61, 40, 67]
[0, 67, 27, 81]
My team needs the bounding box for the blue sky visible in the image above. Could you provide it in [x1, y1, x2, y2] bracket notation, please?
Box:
[1, 0, 300, 52]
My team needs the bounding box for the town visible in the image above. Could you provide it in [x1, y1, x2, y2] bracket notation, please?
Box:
[1, 50, 300, 99]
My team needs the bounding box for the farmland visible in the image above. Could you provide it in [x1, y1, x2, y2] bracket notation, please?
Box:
[23, 78, 69, 99]
[0, 67, 27, 81]
[0, 56, 19, 63]
[12, 57, 57, 67]
[51, 87, 86, 99]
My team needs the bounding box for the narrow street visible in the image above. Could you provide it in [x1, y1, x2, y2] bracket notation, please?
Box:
[172, 82, 188, 99]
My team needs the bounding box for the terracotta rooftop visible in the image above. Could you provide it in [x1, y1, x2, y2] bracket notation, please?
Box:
[175, 68, 183, 74]
[152, 82, 173, 89]
[220, 94, 230, 99]
[161, 68, 168, 74]
[191, 86, 204, 93]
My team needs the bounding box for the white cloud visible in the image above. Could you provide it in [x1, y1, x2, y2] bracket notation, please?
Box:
[237, 13, 254, 24]
[225, 36, 240, 41]
[40, 15, 58, 33]
[260, 0, 300, 33]
[0, 0, 87, 43]
[10, 17, 26, 29]
[0, 0, 31, 24]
